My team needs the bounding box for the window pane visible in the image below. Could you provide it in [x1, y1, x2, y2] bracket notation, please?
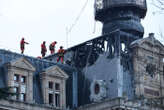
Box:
[55, 83, 60, 91]
[14, 83, 19, 87]
[21, 76, 26, 83]
[49, 81, 53, 89]
[49, 93, 53, 105]
[13, 87, 19, 100]
[14, 74, 19, 82]
[13, 87, 19, 93]
[13, 94, 19, 100]
[20, 85, 26, 93]
[16, 94, 19, 100]
[55, 93, 60, 107]
[20, 93, 26, 101]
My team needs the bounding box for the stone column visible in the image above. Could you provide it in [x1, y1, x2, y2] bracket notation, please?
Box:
[26, 71, 33, 102]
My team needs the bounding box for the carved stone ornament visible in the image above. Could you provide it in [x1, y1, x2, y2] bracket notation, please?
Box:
[95, 0, 103, 10]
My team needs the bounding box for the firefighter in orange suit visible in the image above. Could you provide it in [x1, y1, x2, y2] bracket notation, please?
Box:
[57, 46, 65, 64]
[20, 37, 29, 54]
[41, 41, 47, 57]
[49, 41, 57, 54]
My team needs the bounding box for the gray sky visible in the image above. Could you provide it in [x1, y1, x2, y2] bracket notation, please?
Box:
[0, 0, 164, 57]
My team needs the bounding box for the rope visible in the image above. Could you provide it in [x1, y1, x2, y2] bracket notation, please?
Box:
[92, 20, 96, 34]
[66, 27, 69, 48]
[67, 0, 89, 34]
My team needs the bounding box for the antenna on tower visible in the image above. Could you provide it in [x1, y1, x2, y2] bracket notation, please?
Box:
[65, 0, 89, 49]
[93, 20, 96, 34]
[66, 27, 69, 49]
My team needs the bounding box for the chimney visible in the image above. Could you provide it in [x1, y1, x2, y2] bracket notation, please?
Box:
[149, 33, 155, 42]
[149, 33, 155, 37]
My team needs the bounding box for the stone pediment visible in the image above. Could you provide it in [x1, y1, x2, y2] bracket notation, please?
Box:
[131, 35, 164, 51]
[43, 65, 69, 79]
[8, 57, 35, 71]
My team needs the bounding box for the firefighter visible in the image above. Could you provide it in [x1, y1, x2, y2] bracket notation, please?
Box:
[49, 41, 57, 54]
[20, 37, 29, 54]
[41, 41, 47, 57]
[57, 46, 65, 64]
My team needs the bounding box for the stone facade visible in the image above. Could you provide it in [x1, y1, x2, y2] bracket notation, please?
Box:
[76, 98, 164, 110]
[6, 57, 35, 103]
[75, 34, 164, 110]
[40, 65, 68, 109]
[0, 57, 68, 110]
[0, 99, 59, 110]
[0, 34, 163, 110]
[131, 34, 164, 100]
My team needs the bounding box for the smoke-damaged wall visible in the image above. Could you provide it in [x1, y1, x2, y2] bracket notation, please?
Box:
[46, 0, 147, 107]
[45, 32, 136, 107]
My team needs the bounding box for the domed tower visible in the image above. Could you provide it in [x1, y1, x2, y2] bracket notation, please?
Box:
[95, 0, 147, 38]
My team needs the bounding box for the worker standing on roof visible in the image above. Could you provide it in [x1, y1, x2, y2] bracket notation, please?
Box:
[20, 37, 29, 54]
[49, 41, 57, 54]
[57, 46, 65, 64]
[41, 41, 47, 57]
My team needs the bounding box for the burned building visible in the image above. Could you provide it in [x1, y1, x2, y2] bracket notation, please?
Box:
[45, 0, 164, 109]
[0, 0, 164, 110]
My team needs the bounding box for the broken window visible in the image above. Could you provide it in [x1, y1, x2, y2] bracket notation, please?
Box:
[111, 45, 114, 54]
[94, 83, 100, 94]
[121, 43, 126, 52]
[49, 81, 53, 89]
[49, 93, 53, 105]
[55, 93, 60, 107]
[14, 74, 19, 82]
[104, 41, 108, 52]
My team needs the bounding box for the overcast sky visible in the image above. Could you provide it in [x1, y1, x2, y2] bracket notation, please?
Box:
[0, 0, 164, 57]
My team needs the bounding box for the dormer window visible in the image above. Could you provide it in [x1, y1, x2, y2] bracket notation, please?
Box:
[6, 57, 35, 103]
[49, 93, 53, 105]
[49, 81, 53, 89]
[14, 74, 19, 82]
[21, 76, 26, 83]
[55, 83, 60, 91]
[47, 81, 60, 107]
[40, 65, 68, 109]
[55, 93, 60, 107]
